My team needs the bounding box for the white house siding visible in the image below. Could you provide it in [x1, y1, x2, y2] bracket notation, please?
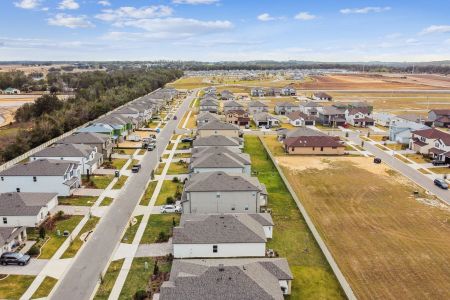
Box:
[29, 154, 98, 175]
[184, 190, 260, 214]
[0, 176, 75, 196]
[263, 226, 273, 239]
[1, 213, 42, 227]
[173, 243, 266, 258]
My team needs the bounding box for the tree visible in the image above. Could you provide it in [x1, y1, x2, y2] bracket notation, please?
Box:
[39, 227, 46, 239]
[153, 260, 159, 276]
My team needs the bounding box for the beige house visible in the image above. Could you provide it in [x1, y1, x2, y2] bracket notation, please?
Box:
[283, 136, 344, 155]
[197, 121, 241, 138]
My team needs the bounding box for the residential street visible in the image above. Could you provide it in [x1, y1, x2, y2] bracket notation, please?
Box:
[348, 132, 450, 205]
[50, 92, 195, 300]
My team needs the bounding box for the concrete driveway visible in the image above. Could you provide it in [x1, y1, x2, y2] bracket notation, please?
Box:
[0, 259, 48, 275]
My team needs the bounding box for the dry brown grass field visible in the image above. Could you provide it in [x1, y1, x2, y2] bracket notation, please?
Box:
[272, 154, 450, 300]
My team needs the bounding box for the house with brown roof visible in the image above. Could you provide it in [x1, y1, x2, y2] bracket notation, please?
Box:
[312, 92, 332, 101]
[428, 109, 450, 128]
[318, 106, 346, 127]
[410, 128, 450, 162]
[225, 110, 250, 126]
[283, 136, 345, 155]
[286, 111, 317, 126]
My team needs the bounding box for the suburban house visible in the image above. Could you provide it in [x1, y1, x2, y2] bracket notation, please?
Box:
[251, 87, 265, 97]
[193, 135, 243, 151]
[345, 108, 375, 127]
[274, 102, 300, 115]
[388, 117, 429, 144]
[0, 159, 81, 196]
[373, 112, 395, 127]
[95, 116, 130, 140]
[299, 101, 322, 116]
[318, 106, 346, 127]
[181, 171, 268, 214]
[248, 101, 268, 115]
[223, 100, 244, 113]
[111, 107, 143, 128]
[220, 90, 235, 101]
[283, 136, 345, 155]
[286, 111, 317, 126]
[391, 113, 426, 125]
[197, 121, 240, 138]
[196, 112, 220, 126]
[278, 127, 327, 140]
[3, 87, 21, 95]
[160, 258, 293, 299]
[225, 110, 250, 126]
[172, 213, 273, 258]
[56, 132, 113, 159]
[77, 123, 115, 140]
[410, 128, 450, 162]
[0, 192, 58, 227]
[428, 109, 450, 128]
[265, 88, 281, 97]
[280, 86, 296, 96]
[190, 147, 251, 175]
[0, 227, 27, 255]
[253, 112, 280, 128]
[29, 143, 102, 175]
[199, 99, 219, 113]
[312, 92, 332, 101]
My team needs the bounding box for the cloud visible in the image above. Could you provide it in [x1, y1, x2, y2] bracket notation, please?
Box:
[173, 0, 219, 4]
[294, 12, 316, 21]
[58, 0, 80, 10]
[420, 25, 450, 35]
[98, 0, 111, 6]
[340, 6, 391, 14]
[48, 14, 94, 28]
[257, 13, 275, 22]
[14, 0, 41, 9]
[96, 6, 173, 22]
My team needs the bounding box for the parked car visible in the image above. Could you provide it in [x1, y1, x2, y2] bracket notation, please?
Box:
[160, 204, 182, 213]
[373, 158, 382, 164]
[0, 252, 31, 266]
[181, 137, 194, 143]
[434, 178, 448, 190]
[147, 144, 155, 151]
[173, 116, 178, 120]
[432, 160, 447, 166]
[131, 164, 141, 173]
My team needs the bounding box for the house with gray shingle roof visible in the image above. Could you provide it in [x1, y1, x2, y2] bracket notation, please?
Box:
[253, 112, 279, 128]
[197, 121, 240, 138]
[196, 111, 220, 126]
[0, 227, 27, 255]
[223, 100, 244, 113]
[173, 213, 273, 258]
[274, 102, 300, 115]
[248, 100, 268, 115]
[0, 192, 58, 227]
[0, 159, 81, 196]
[190, 147, 251, 175]
[193, 135, 243, 151]
[160, 258, 293, 299]
[181, 171, 267, 214]
[199, 99, 219, 113]
[56, 132, 113, 159]
[30, 143, 102, 175]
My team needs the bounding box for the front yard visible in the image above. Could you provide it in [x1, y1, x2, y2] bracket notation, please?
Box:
[140, 214, 180, 244]
[82, 175, 114, 189]
[155, 180, 184, 206]
[58, 196, 97, 206]
[0, 275, 35, 300]
[167, 161, 189, 175]
[103, 158, 128, 170]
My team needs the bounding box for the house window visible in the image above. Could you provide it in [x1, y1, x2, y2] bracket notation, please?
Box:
[321, 147, 324, 151]
[216, 192, 220, 198]
[2, 217, 7, 224]
[0, 177, 3, 181]
[16, 188, 20, 192]
[33, 176, 37, 182]
[245, 205, 249, 211]
[231, 207, 235, 211]
[213, 245, 218, 253]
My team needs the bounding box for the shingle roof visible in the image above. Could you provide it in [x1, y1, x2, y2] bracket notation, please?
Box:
[412, 128, 450, 145]
[276, 102, 298, 108]
[248, 101, 268, 108]
[301, 101, 321, 107]
[0, 159, 78, 176]
[253, 112, 277, 123]
[193, 135, 241, 147]
[430, 109, 450, 116]
[223, 100, 243, 108]
[284, 136, 343, 148]
[57, 132, 109, 145]
[321, 106, 345, 115]
[197, 120, 239, 131]
[0, 227, 26, 246]
[185, 171, 262, 192]
[160, 258, 292, 300]
[286, 111, 316, 121]
[173, 214, 267, 244]
[31, 143, 95, 158]
[197, 112, 219, 123]
[191, 147, 250, 169]
[348, 107, 371, 115]
[200, 99, 218, 106]
[284, 127, 327, 138]
[0, 192, 57, 216]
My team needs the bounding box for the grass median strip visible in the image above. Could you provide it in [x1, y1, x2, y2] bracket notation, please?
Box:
[244, 135, 344, 299]
[94, 259, 125, 300]
[112, 175, 129, 189]
[61, 216, 100, 259]
[31, 276, 57, 299]
[140, 181, 158, 206]
[100, 197, 114, 206]
[0, 275, 35, 300]
[122, 215, 143, 244]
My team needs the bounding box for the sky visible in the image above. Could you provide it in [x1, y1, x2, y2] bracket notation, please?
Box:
[1, 0, 450, 62]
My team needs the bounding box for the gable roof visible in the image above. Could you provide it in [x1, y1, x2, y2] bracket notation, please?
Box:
[286, 111, 316, 121]
[0, 227, 26, 246]
[347, 108, 370, 115]
[223, 100, 243, 108]
[284, 136, 343, 148]
[0, 192, 57, 216]
[32, 143, 95, 158]
[193, 135, 241, 147]
[191, 147, 250, 169]
[197, 120, 239, 131]
[430, 109, 450, 116]
[57, 132, 109, 145]
[0, 159, 78, 176]
[321, 106, 345, 115]
[301, 101, 321, 108]
[253, 112, 277, 123]
[173, 214, 267, 244]
[200, 99, 218, 106]
[284, 127, 327, 138]
[275, 102, 297, 108]
[412, 128, 450, 145]
[248, 101, 268, 108]
[185, 171, 263, 192]
[314, 92, 332, 98]
[197, 112, 219, 123]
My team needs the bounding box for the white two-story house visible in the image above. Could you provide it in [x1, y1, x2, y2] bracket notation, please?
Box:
[410, 128, 450, 162]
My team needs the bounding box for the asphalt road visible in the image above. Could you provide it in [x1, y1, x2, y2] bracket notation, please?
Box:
[51, 92, 195, 300]
[348, 132, 450, 205]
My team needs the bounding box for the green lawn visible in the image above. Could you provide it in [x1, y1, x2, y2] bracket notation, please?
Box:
[122, 215, 143, 243]
[138, 149, 146, 155]
[244, 135, 345, 300]
[155, 180, 184, 206]
[114, 148, 136, 155]
[58, 196, 97, 206]
[140, 181, 158, 206]
[167, 161, 189, 175]
[427, 167, 450, 174]
[94, 259, 125, 300]
[176, 141, 192, 150]
[61, 217, 100, 258]
[0, 275, 35, 300]
[112, 176, 129, 189]
[119, 257, 171, 300]
[31, 276, 57, 299]
[174, 153, 192, 158]
[127, 159, 140, 170]
[38, 215, 84, 259]
[111, 158, 128, 170]
[140, 214, 180, 244]
[166, 143, 174, 150]
[82, 175, 114, 189]
[100, 197, 114, 206]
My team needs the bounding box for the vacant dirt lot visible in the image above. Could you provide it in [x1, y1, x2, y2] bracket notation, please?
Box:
[276, 155, 450, 300]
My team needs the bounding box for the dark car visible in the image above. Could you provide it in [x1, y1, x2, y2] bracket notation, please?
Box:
[181, 137, 194, 143]
[173, 116, 178, 120]
[0, 252, 31, 266]
[373, 158, 382, 164]
[432, 160, 447, 166]
[434, 178, 448, 190]
[131, 164, 142, 173]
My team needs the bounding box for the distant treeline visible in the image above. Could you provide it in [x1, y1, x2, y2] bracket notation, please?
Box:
[0, 71, 47, 91]
[0, 68, 183, 162]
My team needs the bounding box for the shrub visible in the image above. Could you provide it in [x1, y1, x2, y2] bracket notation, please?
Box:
[172, 176, 179, 183]
[39, 227, 46, 239]
[55, 210, 65, 220]
[157, 231, 169, 243]
[27, 245, 40, 256]
[153, 261, 159, 276]
[166, 197, 174, 204]
[134, 290, 147, 300]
